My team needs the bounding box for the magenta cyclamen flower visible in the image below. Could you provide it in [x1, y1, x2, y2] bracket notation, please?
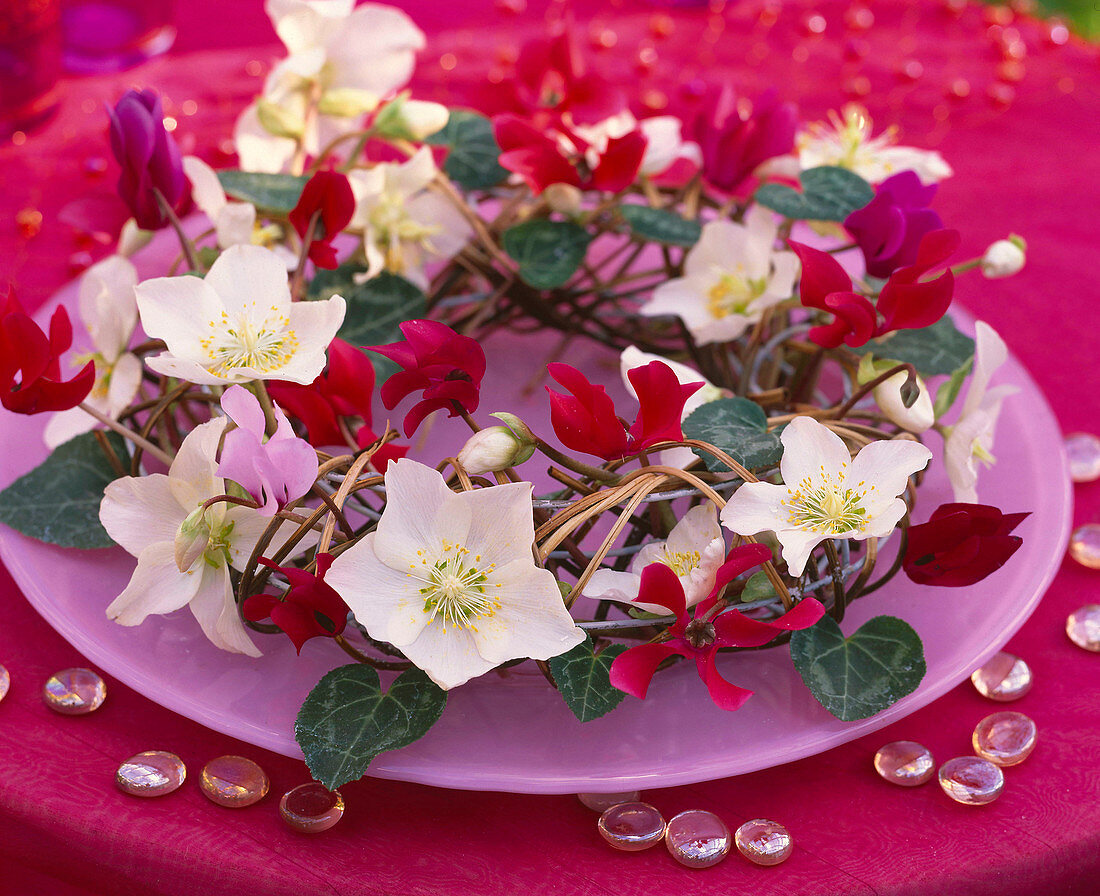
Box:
[844, 171, 944, 279]
[370, 320, 486, 437]
[107, 89, 189, 231]
[608, 545, 825, 711]
[685, 83, 797, 194]
[216, 385, 319, 517]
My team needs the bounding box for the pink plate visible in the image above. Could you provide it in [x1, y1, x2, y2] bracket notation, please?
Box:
[0, 266, 1071, 794]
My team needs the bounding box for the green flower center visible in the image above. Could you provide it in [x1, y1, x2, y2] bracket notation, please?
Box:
[200, 307, 299, 376]
[410, 541, 501, 632]
[781, 467, 871, 535]
[707, 267, 767, 319]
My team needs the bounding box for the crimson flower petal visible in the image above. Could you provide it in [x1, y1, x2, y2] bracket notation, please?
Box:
[712, 597, 826, 648]
[903, 503, 1028, 587]
[546, 362, 629, 460]
[695, 542, 773, 615]
[634, 562, 688, 622]
[625, 361, 702, 454]
[695, 650, 755, 711]
[876, 229, 960, 334]
[608, 641, 683, 700]
[588, 130, 647, 193]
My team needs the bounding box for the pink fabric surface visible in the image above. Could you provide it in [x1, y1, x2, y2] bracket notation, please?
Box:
[2, 2, 1099, 894]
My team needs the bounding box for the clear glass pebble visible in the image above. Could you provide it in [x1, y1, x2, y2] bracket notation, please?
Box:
[280, 783, 345, 833]
[1065, 432, 1100, 482]
[42, 668, 106, 715]
[577, 791, 641, 813]
[0, 664, 9, 702]
[734, 819, 793, 866]
[1066, 604, 1100, 652]
[938, 756, 1004, 805]
[970, 652, 1033, 702]
[973, 712, 1037, 767]
[200, 755, 269, 808]
[1068, 524, 1100, 569]
[665, 810, 731, 868]
[597, 802, 666, 852]
[116, 751, 186, 797]
[874, 741, 935, 786]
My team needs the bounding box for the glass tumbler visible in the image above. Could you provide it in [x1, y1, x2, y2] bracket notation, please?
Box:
[60, 0, 175, 73]
[1, 0, 62, 139]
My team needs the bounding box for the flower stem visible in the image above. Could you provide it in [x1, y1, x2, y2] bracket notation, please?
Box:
[78, 402, 174, 468]
[533, 438, 620, 484]
[153, 188, 200, 273]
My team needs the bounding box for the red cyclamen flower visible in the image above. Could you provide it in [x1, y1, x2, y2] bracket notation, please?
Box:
[288, 170, 356, 270]
[244, 554, 350, 653]
[546, 361, 701, 461]
[370, 320, 486, 437]
[0, 287, 95, 416]
[267, 338, 407, 468]
[494, 114, 646, 195]
[903, 503, 1028, 587]
[609, 545, 825, 710]
[790, 228, 960, 349]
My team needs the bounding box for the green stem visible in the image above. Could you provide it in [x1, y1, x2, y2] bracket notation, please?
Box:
[78, 402, 175, 468]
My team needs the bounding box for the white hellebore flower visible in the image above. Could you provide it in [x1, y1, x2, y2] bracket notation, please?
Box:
[326, 459, 585, 690]
[348, 147, 472, 290]
[100, 417, 292, 656]
[620, 345, 722, 468]
[980, 237, 1026, 279]
[136, 244, 345, 386]
[943, 322, 1017, 503]
[797, 105, 953, 185]
[721, 416, 932, 576]
[641, 206, 799, 346]
[234, 0, 425, 173]
[582, 504, 727, 613]
[44, 256, 143, 448]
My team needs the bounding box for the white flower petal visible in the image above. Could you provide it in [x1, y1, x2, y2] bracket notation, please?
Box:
[204, 244, 292, 316]
[398, 621, 493, 691]
[215, 202, 258, 249]
[78, 255, 138, 357]
[846, 438, 932, 514]
[136, 273, 225, 361]
[776, 527, 825, 577]
[106, 541, 203, 623]
[100, 473, 185, 557]
[182, 155, 227, 222]
[778, 417, 853, 486]
[166, 417, 227, 510]
[104, 352, 143, 419]
[187, 564, 261, 656]
[581, 569, 643, 604]
[234, 103, 298, 174]
[720, 481, 790, 535]
[372, 459, 472, 569]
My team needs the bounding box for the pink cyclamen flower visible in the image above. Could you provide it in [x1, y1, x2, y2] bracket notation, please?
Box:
[370, 320, 486, 437]
[288, 170, 356, 270]
[216, 385, 319, 517]
[546, 360, 702, 461]
[107, 89, 190, 231]
[684, 83, 797, 194]
[790, 228, 959, 348]
[844, 171, 944, 279]
[244, 553, 349, 654]
[609, 545, 825, 710]
[0, 286, 95, 416]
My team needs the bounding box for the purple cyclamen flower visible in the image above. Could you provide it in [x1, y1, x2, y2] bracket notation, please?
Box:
[217, 386, 319, 517]
[107, 89, 189, 231]
[844, 170, 943, 279]
[684, 83, 798, 194]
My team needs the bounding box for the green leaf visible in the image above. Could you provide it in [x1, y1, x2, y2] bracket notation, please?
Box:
[851, 317, 975, 377]
[503, 220, 591, 290]
[308, 265, 426, 378]
[0, 431, 128, 549]
[740, 570, 775, 603]
[619, 205, 701, 247]
[681, 397, 784, 473]
[216, 170, 308, 214]
[295, 664, 447, 790]
[426, 108, 508, 190]
[755, 166, 875, 222]
[789, 615, 926, 721]
[548, 635, 628, 723]
[932, 356, 974, 420]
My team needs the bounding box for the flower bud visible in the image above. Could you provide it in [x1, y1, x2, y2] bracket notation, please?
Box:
[174, 506, 212, 573]
[874, 370, 935, 433]
[543, 183, 583, 215]
[373, 95, 449, 141]
[256, 96, 306, 139]
[317, 87, 380, 119]
[457, 425, 534, 474]
[980, 235, 1026, 278]
[117, 219, 153, 257]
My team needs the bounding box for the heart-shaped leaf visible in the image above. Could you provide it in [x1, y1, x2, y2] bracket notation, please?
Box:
[216, 170, 308, 214]
[681, 397, 784, 473]
[549, 635, 628, 722]
[755, 166, 874, 222]
[0, 431, 128, 549]
[503, 220, 591, 289]
[426, 108, 509, 190]
[850, 316, 975, 377]
[295, 664, 447, 790]
[619, 205, 701, 247]
[789, 615, 926, 721]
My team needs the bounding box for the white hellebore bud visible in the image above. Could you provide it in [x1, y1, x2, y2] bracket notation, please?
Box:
[458, 425, 535, 475]
[980, 235, 1026, 279]
[174, 506, 212, 573]
[543, 183, 583, 215]
[874, 371, 935, 433]
[118, 219, 153, 257]
[374, 95, 450, 141]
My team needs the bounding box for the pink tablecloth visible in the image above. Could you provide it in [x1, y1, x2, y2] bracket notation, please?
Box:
[2, 2, 1099, 894]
